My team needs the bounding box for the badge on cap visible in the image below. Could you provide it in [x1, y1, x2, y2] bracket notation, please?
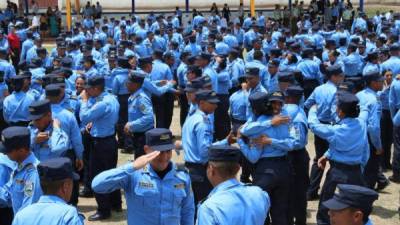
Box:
[160, 134, 170, 141]
[273, 92, 283, 97]
[211, 92, 217, 96]
[1, 134, 5, 143]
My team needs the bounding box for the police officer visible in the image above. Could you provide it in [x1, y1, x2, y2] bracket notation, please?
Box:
[12, 157, 84, 225]
[45, 84, 84, 205]
[92, 128, 195, 225]
[305, 64, 344, 200]
[196, 145, 270, 225]
[245, 67, 267, 120]
[238, 91, 294, 225]
[297, 48, 322, 99]
[323, 184, 378, 225]
[79, 76, 121, 220]
[124, 71, 154, 159]
[0, 126, 43, 214]
[284, 85, 310, 225]
[308, 91, 369, 225]
[229, 76, 248, 134]
[137, 57, 175, 97]
[356, 71, 389, 190]
[150, 49, 175, 129]
[112, 56, 131, 152]
[3, 75, 35, 126]
[0, 152, 14, 225]
[179, 90, 224, 205]
[0, 71, 9, 133]
[28, 99, 70, 161]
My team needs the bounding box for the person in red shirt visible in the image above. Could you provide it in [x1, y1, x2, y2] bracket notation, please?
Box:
[7, 25, 20, 72]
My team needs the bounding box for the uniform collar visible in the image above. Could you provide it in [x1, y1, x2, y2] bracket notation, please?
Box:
[38, 195, 67, 204]
[142, 162, 177, 180]
[209, 178, 241, 196]
[17, 152, 39, 172]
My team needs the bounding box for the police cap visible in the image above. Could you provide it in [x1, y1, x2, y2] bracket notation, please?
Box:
[38, 157, 80, 181]
[0, 127, 30, 153]
[28, 99, 51, 120]
[208, 145, 241, 162]
[145, 128, 175, 151]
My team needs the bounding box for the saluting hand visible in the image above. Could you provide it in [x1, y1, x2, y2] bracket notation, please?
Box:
[133, 151, 160, 170]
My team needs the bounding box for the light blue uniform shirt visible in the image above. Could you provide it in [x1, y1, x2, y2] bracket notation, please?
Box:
[111, 68, 130, 95]
[0, 82, 8, 110]
[3, 91, 35, 123]
[223, 34, 239, 49]
[203, 65, 219, 93]
[0, 152, 42, 213]
[196, 178, 269, 225]
[51, 104, 84, 159]
[19, 39, 34, 63]
[216, 69, 231, 95]
[356, 88, 383, 150]
[182, 109, 213, 164]
[12, 195, 84, 225]
[150, 60, 173, 81]
[127, 88, 154, 133]
[362, 62, 380, 76]
[246, 83, 267, 120]
[228, 58, 245, 87]
[92, 162, 195, 225]
[378, 86, 390, 110]
[29, 123, 70, 161]
[229, 89, 248, 121]
[342, 53, 363, 76]
[297, 59, 322, 80]
[389, 79, 400, 118]
[304, 81, 337, 123]
[177, 62, 188, 88]
[183, 43, 202, 56]
[0, 59, 16, 81]
[0, 153, 15, 206]
[308, 106, 370, 166]
[381, 56, 400, 76]
[285, 104, 308, 150]
[79, 92, 120, 137]
[238, 113, 294, 163]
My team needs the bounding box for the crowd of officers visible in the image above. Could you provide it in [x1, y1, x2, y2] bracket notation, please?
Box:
[0, 6, 399, 225]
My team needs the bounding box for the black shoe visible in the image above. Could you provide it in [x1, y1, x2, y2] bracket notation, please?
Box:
[112, 206, 123, 212]
[389, 175, 400, 183]
[307, 193, 319, 201]
[79, 189, 94, 198]
[376, 180, 390, 191]
[88, 212, 110, 221]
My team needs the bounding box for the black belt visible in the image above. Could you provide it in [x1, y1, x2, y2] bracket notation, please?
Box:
[330, 161, 361, 170]
[320, 121, 331, 125]
[258, 155, 288, 162]
[91, 134, 115, 140]
[231, 117, 246, 124]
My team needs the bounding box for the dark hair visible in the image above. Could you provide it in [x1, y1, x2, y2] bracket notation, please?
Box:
[338, 102, 360, 118]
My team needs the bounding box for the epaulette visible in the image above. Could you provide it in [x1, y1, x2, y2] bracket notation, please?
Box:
[175, 163, 188, 173]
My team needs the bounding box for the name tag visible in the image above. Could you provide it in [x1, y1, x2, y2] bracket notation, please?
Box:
[174, 183, 185, 189]
[139, 181, 154, 189]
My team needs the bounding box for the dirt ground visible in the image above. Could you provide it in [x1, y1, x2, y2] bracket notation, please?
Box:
[77, 104, 400, 225]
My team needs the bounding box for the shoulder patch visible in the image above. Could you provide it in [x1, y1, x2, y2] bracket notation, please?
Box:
[24, 181, 34, 197]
